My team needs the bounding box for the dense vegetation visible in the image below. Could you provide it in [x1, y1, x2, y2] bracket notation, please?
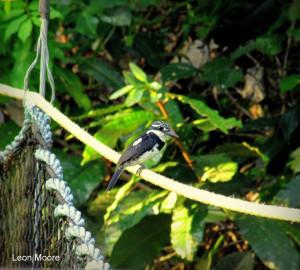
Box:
[1, 0, 300, 269]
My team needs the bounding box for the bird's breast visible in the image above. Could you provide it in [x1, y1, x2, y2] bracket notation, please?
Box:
[130, 143, 161, 165]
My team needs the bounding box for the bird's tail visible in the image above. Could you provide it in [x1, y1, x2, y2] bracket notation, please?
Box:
[107, 166, 124, 191]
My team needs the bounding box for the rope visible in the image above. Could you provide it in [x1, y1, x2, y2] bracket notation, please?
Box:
[25, 101, 111, 269]
[1, 85, 299, 223]
[23, 18, 55, 103]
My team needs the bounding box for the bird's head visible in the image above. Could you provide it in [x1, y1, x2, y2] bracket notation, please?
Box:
[147, 121, 179, 141]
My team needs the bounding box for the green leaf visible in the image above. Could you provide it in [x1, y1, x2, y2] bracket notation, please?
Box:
[273, 175, 300, 207]
[214, 252, 254, 270]
[289, 148, 300, 174]
[164, 99, 184, 128]
[212, 142, 265, 160]
[129, 62, 148, 83]
[196, 235, 224, 270]
[11, 39, 35, 89]
[287, 28, 300, 41]
[153, 161, 178, 173]
[231, 42, 256, 60]
[227, 213, 300, 270]
[289, 0, 300, 21]
[56, 68, 91, 111]
[4, 1, 11, 14]
[4, 14, 27, 41]
[109, 85, 134, 100]
[160, 63, 197, 83]
[280, 105, 300, 140]
[110, 214, 171, 269]
[279, 74, 299, 93]
[193, 154, 238, 182]
[125, 87, 144, 107]
[171, 203, 206, 261]
[202, 57, 243, 89]
[76, 11, 99, 37]
[204, 205, 227, 223]
[0, 120, 20, 150]
[80, 59, 124, 89]
[17, 18, 33, 43]
[104, 190, 168, 254]
[77, 104, 126, 119]
[193, 118, 216, 132]
[1, 8, 25, 22]
[82, 111, 155, 164]
[170, 94, 242, 133]
[100, 6, 131, 26]
[256, 33, 284, 55]
[52, 148, 107, 207]
[50, 6, 63, 19]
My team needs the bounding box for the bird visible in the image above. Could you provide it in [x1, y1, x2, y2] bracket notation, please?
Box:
[106, 121, 179, 191]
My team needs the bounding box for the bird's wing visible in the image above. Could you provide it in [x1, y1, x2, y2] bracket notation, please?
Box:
[117, 133, 157, 166]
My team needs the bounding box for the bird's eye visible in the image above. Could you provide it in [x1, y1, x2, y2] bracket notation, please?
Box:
[159, 127, 164, 131]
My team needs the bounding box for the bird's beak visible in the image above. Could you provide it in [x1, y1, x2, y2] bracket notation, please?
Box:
[166, 130, 179, 138]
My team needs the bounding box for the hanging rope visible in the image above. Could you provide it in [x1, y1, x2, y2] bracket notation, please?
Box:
[24, 0, 55, 104]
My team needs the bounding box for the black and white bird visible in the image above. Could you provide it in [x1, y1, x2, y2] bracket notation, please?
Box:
[106, 121, 178, 191]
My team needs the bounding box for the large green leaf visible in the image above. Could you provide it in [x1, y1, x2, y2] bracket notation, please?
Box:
[171, 202, 206, 261]
[104, 190, 168, 254]
[100, 6, 131, 26]
[211, 142, 265, 160]
[227, 212, 300, 270]
[161, 63, 197, 83]
[202, 57, 243, 89]
[109, 85, 134, 100]
[4, 14, 27, 41]
[169, 94, 242, 134]
[193, 154, 238, 182]
[289, 0, 300, 21]
[164, 99, 184, 129]
[80, 59, 124, 89]
[231, 43, 256, 60]
[110, 214, 171, 269]
[75, 11, 99, 37]
[18, 18, 32, 43]
[129, 62, 148, 83]
[125, 87, 144, 107]
[289, 148, 300, 174]
[279, 74, 299, 93]
[273, 175, 300, 208]
[82, 110, 155, 164]
[256, 33, 284, 55]
[280, 104, 300, 140]
[52, 148, 107, 207]
[213, 252, 254, 270]
[11, 38, 35, 89]
[56, 68, 91, 111]
[77, 104, 126, 119]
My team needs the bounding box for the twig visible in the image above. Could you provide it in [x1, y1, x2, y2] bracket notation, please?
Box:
[226, 89, 254, 119]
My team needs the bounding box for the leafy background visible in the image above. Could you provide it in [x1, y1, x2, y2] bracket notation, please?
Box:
[1, 0, 300, 269]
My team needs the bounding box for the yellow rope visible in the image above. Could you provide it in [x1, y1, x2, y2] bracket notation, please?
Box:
[1, 83, 300, 222]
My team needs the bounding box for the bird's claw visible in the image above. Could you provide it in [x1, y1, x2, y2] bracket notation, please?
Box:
[136, 165, 145, 176]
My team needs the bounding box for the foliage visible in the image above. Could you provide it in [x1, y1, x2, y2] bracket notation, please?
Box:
[1, 0, 300, 269]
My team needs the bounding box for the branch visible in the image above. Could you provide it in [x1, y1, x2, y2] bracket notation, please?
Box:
[1, 84, 300, 222]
